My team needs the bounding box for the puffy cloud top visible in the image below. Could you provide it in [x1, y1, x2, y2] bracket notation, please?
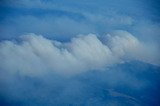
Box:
[0, 30, 159, 77]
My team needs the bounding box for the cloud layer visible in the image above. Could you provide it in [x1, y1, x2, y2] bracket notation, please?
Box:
[0, 30, 159, 77]
[0, 1, 160, 105]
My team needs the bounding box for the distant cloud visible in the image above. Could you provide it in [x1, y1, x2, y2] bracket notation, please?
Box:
[0, 1, 160, 105]
[0, 30, 159, 77]
[104, 30, 160, 65]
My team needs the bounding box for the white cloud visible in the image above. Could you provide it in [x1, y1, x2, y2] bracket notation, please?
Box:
[104, 30, 160, 65]
[0, 31, 159, 77]
[68, 34, 117, 69]
[104, 30, 140, 58]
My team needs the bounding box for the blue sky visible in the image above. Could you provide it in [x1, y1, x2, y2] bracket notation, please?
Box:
[0, 0, 160, 106]
[0, 0, 160, 42]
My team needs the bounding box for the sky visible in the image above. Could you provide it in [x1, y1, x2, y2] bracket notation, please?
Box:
[0, 0, 160, 106]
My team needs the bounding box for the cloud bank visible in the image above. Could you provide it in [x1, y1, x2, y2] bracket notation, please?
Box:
[0, 30, 159, 77]
[0, 0, 160, 105]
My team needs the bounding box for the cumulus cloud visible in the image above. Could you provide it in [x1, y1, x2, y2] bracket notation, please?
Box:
[104, 30, 160, 65]
[0, 30, 159, 77]
[0, 1, 160, 105]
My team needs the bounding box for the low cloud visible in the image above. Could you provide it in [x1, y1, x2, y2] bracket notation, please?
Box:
[104, 30, 160, 65]
[0, 1, 160, 105]
[0, 30, 159, 77]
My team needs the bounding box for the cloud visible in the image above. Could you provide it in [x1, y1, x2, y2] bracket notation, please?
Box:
[104, 30, 160, 65]
[0, 1, 160, 105]
[0, 30, 159, 77]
